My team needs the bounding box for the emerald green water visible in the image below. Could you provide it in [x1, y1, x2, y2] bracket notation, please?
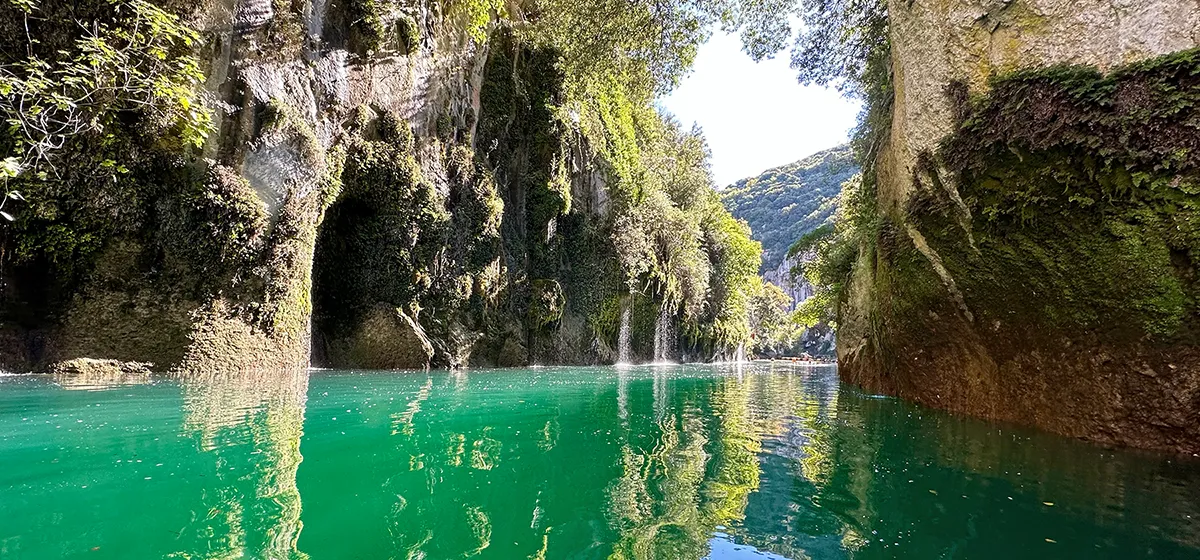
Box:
[1, 364, 1198, 559]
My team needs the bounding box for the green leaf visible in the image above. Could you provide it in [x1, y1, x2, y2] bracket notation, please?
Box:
[0, 157, 21, 178]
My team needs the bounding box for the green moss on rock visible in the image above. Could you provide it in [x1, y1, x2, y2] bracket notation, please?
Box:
[527, 279, 565, 328]
[903, 48, 1200, 345]
[312, 113, 438, 343]
[397, 13, 421, 55]
[327, 303, 434, 369]
[312, 108, 506, 368]
[157, 165, 269, 279]
[477, 28, 569, 280]
[348, 0, 387, 55]
[346, 0, 420, 57]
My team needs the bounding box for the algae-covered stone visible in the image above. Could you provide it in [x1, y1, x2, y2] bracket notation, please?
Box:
[50, 358, 154, 375]
[49, 358, 155, 389]
[528, 279, 565, 328]
[330, 304, 435, 370]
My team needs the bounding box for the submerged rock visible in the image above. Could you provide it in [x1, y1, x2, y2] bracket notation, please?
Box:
[50, 358, 154, 376]
[49, 358, 155, 388]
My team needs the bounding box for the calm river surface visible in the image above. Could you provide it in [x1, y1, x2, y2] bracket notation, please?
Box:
[1, 363, 1199, 559]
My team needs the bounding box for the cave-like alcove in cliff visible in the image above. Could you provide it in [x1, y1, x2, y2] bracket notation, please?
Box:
[309, 195, 361, 369]
[310, 182, 429, 370]
[309, 118, 437, 370]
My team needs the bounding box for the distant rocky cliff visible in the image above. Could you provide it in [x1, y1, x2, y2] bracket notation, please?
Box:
[761, 256, 812, 312]
[723, 145, 856, 357]
[839, 0, 1200, 452]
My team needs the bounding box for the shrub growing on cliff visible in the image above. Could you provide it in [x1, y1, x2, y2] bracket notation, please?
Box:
[0, 0, 210, 178]
[0, 0, 214, 300]
[789, 173, 870, 328]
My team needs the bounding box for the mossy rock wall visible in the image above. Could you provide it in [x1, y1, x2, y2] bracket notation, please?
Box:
[0, 0, 485, 374]
[841, 47, 1200, 453]
[0, 1, 689, 374]
[311, 109, 505, 369]
[472, 28, 629, 366]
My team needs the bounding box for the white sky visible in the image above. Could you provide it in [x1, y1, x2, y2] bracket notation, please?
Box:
[658, 32, 862, 187]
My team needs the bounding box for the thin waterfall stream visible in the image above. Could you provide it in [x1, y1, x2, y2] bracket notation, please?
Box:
[617, 298, 632, 365]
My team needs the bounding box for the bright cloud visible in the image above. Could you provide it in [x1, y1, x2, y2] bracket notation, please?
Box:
[658, 32, 862, 187]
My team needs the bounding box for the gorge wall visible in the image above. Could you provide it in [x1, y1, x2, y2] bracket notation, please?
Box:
[0, 0, 759, 373]
[838, 0, 1200, 452]
[0, 0, 507, 373]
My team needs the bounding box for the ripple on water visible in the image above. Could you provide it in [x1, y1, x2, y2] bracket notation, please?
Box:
[0, 363, 1198, 559]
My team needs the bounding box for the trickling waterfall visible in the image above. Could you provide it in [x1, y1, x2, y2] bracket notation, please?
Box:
[734, 341, 746, 363]
[308, 0, 327, 43]
[617, 299, 632, 365]
[652, 305, 675, 363]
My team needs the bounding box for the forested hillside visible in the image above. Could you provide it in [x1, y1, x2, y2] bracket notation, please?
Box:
[721, 145, 857, 271]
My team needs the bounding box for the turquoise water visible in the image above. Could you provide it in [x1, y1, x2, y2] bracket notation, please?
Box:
[0, 363, 1198, 559]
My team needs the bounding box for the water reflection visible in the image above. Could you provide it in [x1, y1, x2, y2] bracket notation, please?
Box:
[294, 364, 1200, 558]
[2, 364, 1200, 559]
[732, 366, 1200, 559]
[50, 368, 153, 391]
[174, 369, 309, 560]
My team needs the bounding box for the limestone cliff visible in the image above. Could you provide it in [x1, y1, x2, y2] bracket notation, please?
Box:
[0, 0, 758, 373]
[839, 0, 1200, 452]
[0, 0, 575, 373]
[0, 0, 503, 373]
